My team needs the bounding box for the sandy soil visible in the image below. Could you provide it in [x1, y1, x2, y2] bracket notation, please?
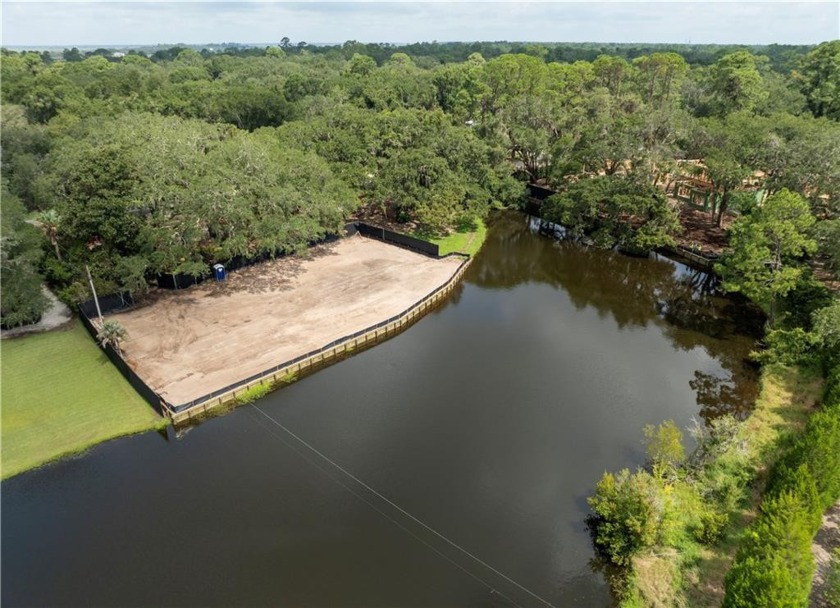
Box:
[810, 501, 840, 608]
[111, 236, 463, 406]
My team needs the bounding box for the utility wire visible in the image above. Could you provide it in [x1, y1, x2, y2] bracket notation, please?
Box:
[249, 402, 556, 608]
[247, 410, 522, 608]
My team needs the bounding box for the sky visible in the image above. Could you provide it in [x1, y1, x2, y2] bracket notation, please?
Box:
[2, 1, 839, 48]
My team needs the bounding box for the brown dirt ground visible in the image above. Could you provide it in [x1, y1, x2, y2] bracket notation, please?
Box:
[671, 199, 736, 257]
[810, 501, 840, 608]
[111, 235, 463, 406]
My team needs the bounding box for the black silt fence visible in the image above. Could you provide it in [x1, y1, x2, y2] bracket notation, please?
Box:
[156, 273, 203, 290]
[168, 254, 471, 413]
[356, 222, 440, 257]
[77, 296, 165, 416]
[527, 183, 556, 202]
[78, 291, 134, 318]
[157, 226, 355, 288]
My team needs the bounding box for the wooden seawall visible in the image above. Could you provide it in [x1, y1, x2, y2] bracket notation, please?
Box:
[165, 256, 472, 425]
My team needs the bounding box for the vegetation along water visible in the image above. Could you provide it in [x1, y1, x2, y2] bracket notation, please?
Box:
[2, 38, 840, 606]
[2, 212, 765, 606]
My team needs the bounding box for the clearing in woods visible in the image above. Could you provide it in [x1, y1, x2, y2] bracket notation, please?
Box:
[112, 235, 464, 406]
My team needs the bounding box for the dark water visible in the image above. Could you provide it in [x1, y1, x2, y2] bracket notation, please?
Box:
[1, 211, 761, 607]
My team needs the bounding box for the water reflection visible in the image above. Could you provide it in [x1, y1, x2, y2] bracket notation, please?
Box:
[471, 212, 761, 421]
[1, 210, 762, 608]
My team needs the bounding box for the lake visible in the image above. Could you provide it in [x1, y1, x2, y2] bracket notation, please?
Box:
[1, 211, 761, 607]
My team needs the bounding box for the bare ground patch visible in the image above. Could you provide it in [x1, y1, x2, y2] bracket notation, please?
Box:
[111, 236, 463, 406]
[810, 501, 840, 608]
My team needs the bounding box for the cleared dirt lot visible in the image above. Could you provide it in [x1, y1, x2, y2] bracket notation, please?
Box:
[112, 236, 463, 406]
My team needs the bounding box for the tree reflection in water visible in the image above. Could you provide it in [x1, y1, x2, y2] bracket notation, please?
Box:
[467, 211, 761, 422]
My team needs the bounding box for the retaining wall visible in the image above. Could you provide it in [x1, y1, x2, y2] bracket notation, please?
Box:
[165, 255, 471, 424]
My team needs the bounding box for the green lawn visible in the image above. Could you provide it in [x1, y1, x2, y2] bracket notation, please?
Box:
[416, 217, 488, 257]
[1, 321, 166, 480]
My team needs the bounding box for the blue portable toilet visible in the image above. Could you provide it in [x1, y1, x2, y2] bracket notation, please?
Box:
[213, 263, 226, 281]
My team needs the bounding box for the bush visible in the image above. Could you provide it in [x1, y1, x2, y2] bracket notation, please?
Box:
[0, 263, 49, 328]
[643, 419, 685, 476]
[723, 491, 816, 608]
[751, 328, 818, 367]
[695, 509, 729, 545]
[587, 469, 666, 565]
[768, 411, 840, 511]
[824, 364, 840, 406]
[724, 364, 840, 608]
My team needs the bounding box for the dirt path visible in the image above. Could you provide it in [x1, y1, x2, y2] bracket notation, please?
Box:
[1, 287, 73, 339]
[810, 501, 840, 607]
[112, 236, 463, 406]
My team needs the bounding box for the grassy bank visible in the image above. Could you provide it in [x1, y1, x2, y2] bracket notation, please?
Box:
[416, 217, 487, 257]
[600, 365, 823, 607]
[1, 321, 166, 480]
[686, 365, 822, 607]
[723, 360, 840, 607]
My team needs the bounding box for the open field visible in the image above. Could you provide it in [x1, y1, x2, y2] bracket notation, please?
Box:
[113, 235, 463, 406]
[1, 322, 166, 479]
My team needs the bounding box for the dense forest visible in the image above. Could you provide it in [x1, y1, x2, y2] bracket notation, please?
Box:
[3, 39, 838, 324]
[2, 38, 840, 605]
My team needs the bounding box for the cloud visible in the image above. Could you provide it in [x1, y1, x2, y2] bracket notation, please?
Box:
[2, 1, 838, 47]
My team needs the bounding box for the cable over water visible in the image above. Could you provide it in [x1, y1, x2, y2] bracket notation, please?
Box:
[249, 402, 557, 608]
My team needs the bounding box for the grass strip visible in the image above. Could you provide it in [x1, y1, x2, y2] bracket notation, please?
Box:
[1, 321, 166, 480]
[614, 365, 822, 607]
[415, 217, 487, 257]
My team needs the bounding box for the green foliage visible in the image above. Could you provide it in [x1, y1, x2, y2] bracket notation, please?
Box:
[723, 491, 816, 608]
[707, 50, 769, 116]
[778, 273, 833, 331]
[814, 219, 840, 278]
[643, 419, 686, 475]
[234, 382, 273, 405]
[768, 410, 840, 512]
[719, 189, 817, 326]
[795, 40, 840, 120]
[588, 468, 666, 565]
[751, 327, 819, 366]
[44, 112, 355, 298]
[724, 362, 840, 607]
[695, 509, 729, 545]
[96, 319, 128, 354]
[543, 175, 679, 251]
[0, 187, 49, 328]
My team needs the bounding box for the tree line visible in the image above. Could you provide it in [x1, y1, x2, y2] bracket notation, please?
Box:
[1, 40, 838, 329]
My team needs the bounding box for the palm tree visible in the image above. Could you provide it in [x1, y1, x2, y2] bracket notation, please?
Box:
[36, 209, 62, 261]
[97, 319, 128, 355]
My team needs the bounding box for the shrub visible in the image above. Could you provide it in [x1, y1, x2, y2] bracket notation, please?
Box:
[688, 414, 743, 471]
[695, 509, 729, 545]
[768, 411, 840, 511]
[751, 328, 818, 367]
[643, 419, 686, 476]
[724, 364, 840, 608]
[587, 469, 666, 565]
[723, 491, 816, 608]
[823, 363, 840, 406]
